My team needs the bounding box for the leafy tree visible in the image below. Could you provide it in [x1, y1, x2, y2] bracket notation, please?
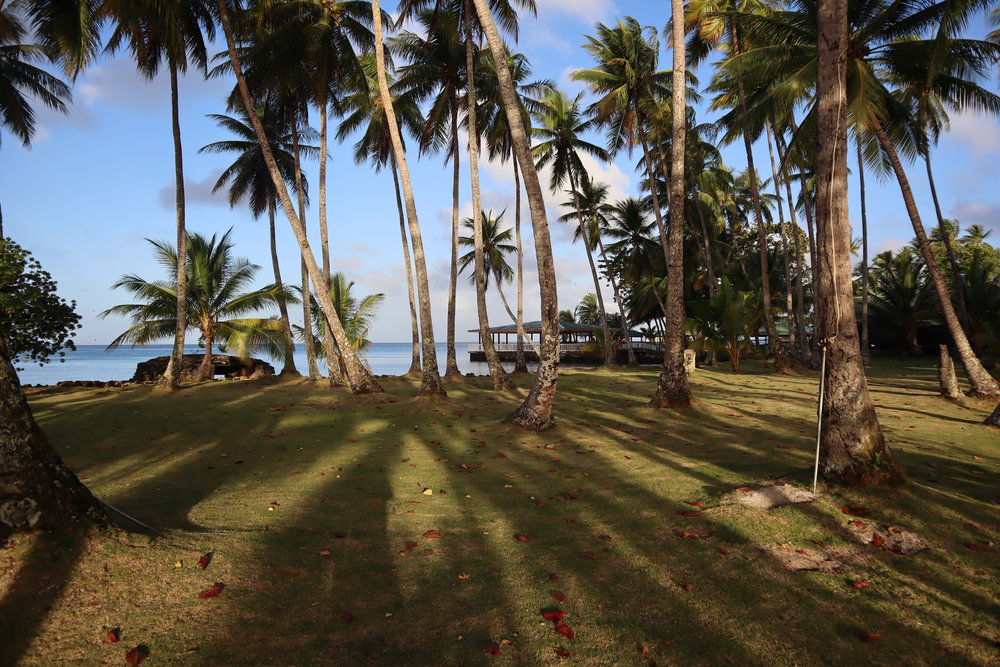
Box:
[102, 230, 295, 382]
[300, 273, 384, 377]
[0, 239, 80, 369]
[685, 277, 759, 371]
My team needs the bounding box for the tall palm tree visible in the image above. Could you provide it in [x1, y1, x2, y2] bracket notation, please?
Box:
[392, 9, 467, 378]
[724, 0, 1000, 397]
[367, 0, 444, 395]
[652, 0, 692, 408]
[216, 0, 384, 394]
[102, 0, 216, 391]
[530, 89, 614, 366]
[812, 0, 901, 485]
[471, 0, 560, 429]
[338, 53, 424, 375]
[102, 229, 296, 382]
[198, 100, 305, 376]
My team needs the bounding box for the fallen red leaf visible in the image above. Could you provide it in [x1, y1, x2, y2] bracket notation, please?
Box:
[197, 584, 222, 599]
[105, 629, 119, 644]
[549, 646, 571, 657]
[679, 582, 691, 592]
[851, 581, 870, 589]
[198, 554, 211, 569]
[675, 530, 698, 540]
[514, 534, 530, 542]
[688, 501, 706, 507]
[342, 611, 354, 624]
[965, 542, 990, 552]
[542, 611, 566, 621]
[564, 493, 578, 500]
[737, 487, 753, 492]
[675, 510, 703, 517]
[125, 646, 149, 665]
[484, 643, 501, 656]
[795, 549, 809, 556]
[812, 540, 826, 547]
[423, 530, 442, 539]
[549, 573, 558, 581]
[972, 455, 984, 461]
[555, 621, 575, 640]
[719, 547, 730, 555]
[581, 552, 599, 559]
[857, 633, 881, 642]
[598, 535, 612, 541]
[839, 506, 869, 516]
[404, 542, 418, 551]
[870, 533, 886, 548]
[550, 591, 565, 602]
[848, 520, 866, 527]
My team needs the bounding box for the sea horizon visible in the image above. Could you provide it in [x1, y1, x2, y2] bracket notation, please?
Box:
[14, 342, 569, 386]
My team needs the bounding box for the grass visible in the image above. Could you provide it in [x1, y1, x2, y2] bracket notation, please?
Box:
[1, 357, 997, 665]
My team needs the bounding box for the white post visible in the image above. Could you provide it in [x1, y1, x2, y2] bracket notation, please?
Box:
[812, 343, 828, 494]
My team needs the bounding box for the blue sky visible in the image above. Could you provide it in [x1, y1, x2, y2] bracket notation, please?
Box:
[3, 0, 998, 345]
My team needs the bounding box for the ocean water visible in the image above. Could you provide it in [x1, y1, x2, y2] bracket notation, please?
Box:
[14, 343, 560, 386]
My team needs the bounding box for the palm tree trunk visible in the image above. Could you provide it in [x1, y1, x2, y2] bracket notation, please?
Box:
[472, 0, 559, 429]
[392, 156, 422, 375]
[985, 402, 1000, 427]
[317, 94, 344, 387]
[269, 199, 299, 376]
[815, 0, 902, 485]
[196, 331, 214, 382]
[652, 0, 691, 408]
[291, 121, 321, 381]
[597, 234, 637, 366]
[925, 153, 971, 335]
[567, 169, 613, 366]
[694, 205, 717, 366]
[857, 138, 871, 366]
[369, 0, 443, 396]
[0, 337, 107, 541]
[788, 117, 820, 364]
[775, 129, 810, 361]
[766, 122, 796, 348]
[158, 61, 187, 391]
[513, 154, 528, 372]
[445, 103, 462, 378]
[217, 0, 382, 395]
[873, 122, 998, 397]
[464, 1, 513, 391]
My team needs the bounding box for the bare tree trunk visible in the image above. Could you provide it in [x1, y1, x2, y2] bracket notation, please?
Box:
[217, 0, 382, 394]
[268, 200, 299, 376]
[392, 157, 422, 375]
[652, 0, 691, 408]
[766, 122, 796, 349]
[985, 402, 1000, 427]
[873, 122, 1000, 398]
[317, 95, 344, 387]
[775, 129, 810, 362]
[925, 154, 971, 335]
[789, 116, 821, 364]
[513, 154, 528, 372]
[291, 122, 321, 381]
[473, 0, 559, 429]
[0, 338, 107, 542]
[369, 0, 442, 396]
[694, 205, 717, 366]
[815, 0, 902, 486]
[445, 103, 462, 378]
[158, 62, 187, 392]
[857, 138, 871, 366]
[464, 1, 513, 391]
[195, 332, 214, 381]
[567, 168, 613, 366]
[938, 345, 963, 400]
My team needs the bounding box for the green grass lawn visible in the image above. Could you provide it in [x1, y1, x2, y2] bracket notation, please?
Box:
[2, 358, 997, 665]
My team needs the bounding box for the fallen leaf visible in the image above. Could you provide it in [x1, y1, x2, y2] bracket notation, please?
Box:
[812, 540, 826, 547]
[550, 591, 565, 602]
[125, 646, 149, 665]
[679, 582, 691, 592]
[795, 550, 809, 556]
[341, 611, 354, 624]
[458, 573, 471, 580]
[737, 487, 753, 492]
[870, 533, 886, 548]
[857, 633, 881, 642]
[972, 455, 984, 461]
[549, 573, 558, 581]
[197, 584, 223, 599]
[423, 530, 442, 539]
[850, 581, 870, 589]
[719, 547, 730, 555]
[555, 621, 575, 640]
[965, 542, 990, 552]
[688, 501, 706, 507]
[848, 520, 866, 527]
[514, 534, 530, 542]
[542, 611, 566, 621]
[105, 628, 119, 644]
[422, 488, 434, 495]
[581, 552, 599, 559]
[598, 535, 612, 541]
[547, 646, 571, 657]
[198, 553, 211, 570]
[839, 506, 869, 516]
[484, 643, 501, 656]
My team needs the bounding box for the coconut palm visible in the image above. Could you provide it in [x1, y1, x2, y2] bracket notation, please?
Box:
[198, 100, 305, 376]
[530, 88, 614, 366]
[101, 0, 215, 390]
[686, 277, 759, 371]
[300, 273, 384, 377]
[865, 250, 936, 356]
[338, 52, 424, 375]
[471, 0, 560, 428]
[215, 0, 384, 394]
[102, 229, 296, 382]
[722, 0, 1000, 397]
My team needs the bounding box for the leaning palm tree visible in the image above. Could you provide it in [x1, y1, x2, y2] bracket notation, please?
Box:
[103, 0, 216, 391]
[471, 0, 560, 429]
[102, 229, 296, 382]
[216, 0, 384, 394]
[301, 273, 385, 377]
[198, 100, 304, 376]
[531, 89, 615, 366]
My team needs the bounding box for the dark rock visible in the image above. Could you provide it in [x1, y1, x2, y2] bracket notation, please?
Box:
[131, 354, 275, 383]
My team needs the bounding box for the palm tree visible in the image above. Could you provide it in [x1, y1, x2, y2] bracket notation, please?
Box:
[530, 89, 614, 366]
[723, 0, 1000, 397]
[338, 53, 424, 375]
[198, 100, 304, 376]
[652, 0, 692, 408]
[865, 250, 935, 356]
[216, 0, 384, 394]
[812, 0, 901, 485]
[471, 0, 560, 429]
[301, 273, 384, 377]
[686, 277, 759, 371]
[102, 230, 296, 382]
[392, 10, 467, 378]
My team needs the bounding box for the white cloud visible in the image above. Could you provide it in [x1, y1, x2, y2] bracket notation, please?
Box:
[543, 0, 617, 22]
[947, 112, 1000, 157]
[950, 201, 1000, 234]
